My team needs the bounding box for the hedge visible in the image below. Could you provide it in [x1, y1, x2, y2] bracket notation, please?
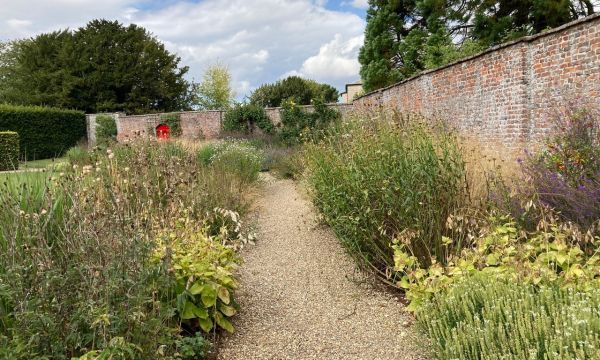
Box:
[0, 131, 19, 171]
[0, 104, 86, 160]
[95, 114, 117, 146]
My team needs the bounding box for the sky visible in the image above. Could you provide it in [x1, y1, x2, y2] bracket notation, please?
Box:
[0, 0, 369, 99]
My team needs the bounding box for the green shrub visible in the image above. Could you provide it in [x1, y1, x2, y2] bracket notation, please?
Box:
[175, 333, 211, 359]
[160, 113, 182, 137]
[394, 210, 600, 310]
[0, 131, 19, 171]
[222, 103, 274, 134]
[0, 104, 86, 160]
[279, 99, 340, 144]
[95, 114, 117, 146]
[262, 146, 303, 179]
[198, 140, 264, 184]
[153, 221, 239, 335]
[66, 146, 93, 166]
[197, 145, 217, 166]
[418, 274, 600, 360]
[304, 113, 468, 279]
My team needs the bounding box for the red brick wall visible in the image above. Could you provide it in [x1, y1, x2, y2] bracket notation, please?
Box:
[116, 111, 222, 142]
[353, 14, 600, 151]
[106, 104, 353, 142]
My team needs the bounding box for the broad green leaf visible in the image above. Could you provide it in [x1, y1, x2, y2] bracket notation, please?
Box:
[215, 312, 235, 333]
[485, 254, 499, 266]
[194, 306, 209, 319]
[181, 301, 200, 320]
[219, 304, 237, 317]
[201, 285, 217, 307]
[198, 318, 213, 332]
[555, 253, 568, 265]
[217, 287, 231, 305]
[189, 282, 204, 295]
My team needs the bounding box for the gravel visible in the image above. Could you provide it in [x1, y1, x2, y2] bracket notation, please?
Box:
[217, 174, 428, 360]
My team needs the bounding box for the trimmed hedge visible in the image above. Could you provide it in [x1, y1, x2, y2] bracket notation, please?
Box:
[0, 104, 86, 160]
[0, 131, 19, 171]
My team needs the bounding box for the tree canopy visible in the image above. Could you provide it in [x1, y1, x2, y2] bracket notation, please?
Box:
[0, 19, 192, 114]
[194, 63, 234, 110]
[249, 76, 339, 107]
[359, 0, 595, 92]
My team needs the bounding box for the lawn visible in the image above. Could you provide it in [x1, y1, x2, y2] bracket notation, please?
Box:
[20, 156, 67, 170]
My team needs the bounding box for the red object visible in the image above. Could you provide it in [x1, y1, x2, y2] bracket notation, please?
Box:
[156, 124, 170, 140]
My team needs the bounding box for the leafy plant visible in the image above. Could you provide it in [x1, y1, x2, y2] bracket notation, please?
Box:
[417, 274, 600, 360]
[0, 140, 255, 357]
[523, 107, 600, 227]
[174, 333, 211, 359]
[279, 99, 340, 144]
[395, 210, 600, 310]
[304, 112, 468, 281]
[95, 114, 117, 146]
[222, 103, 274, 134]
[153, 219, 239, 334]
[198, 140, 264, 184]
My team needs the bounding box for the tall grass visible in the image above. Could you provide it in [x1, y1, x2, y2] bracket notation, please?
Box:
[304, 112, 469, 279]
[0, 140, 260, 358]
[418, 274, 600, 359]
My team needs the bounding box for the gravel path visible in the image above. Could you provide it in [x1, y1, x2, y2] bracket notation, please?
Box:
[218, 174, 427, 360]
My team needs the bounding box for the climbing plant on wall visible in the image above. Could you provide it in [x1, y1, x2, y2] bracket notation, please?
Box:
[222, 103, 274, 134]
[160, 113, 182, 137]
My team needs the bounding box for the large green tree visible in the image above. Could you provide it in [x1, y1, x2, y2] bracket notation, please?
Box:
[471, 0, 595, 46]
[359, 0, 595, 92]
[0, 20, 193, 114]
[249, 76, 339, 107]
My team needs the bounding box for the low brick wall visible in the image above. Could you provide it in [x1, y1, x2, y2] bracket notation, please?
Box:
[88, 104, 355, 143]
[115, 111, 222, 142]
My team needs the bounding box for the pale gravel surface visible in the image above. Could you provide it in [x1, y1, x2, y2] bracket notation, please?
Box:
[217, 174, 428, 360]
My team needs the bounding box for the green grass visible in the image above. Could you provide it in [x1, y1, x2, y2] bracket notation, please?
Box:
[304, 113, 468, 280]
[20, 157, 67, 170]
[0, 169, 52, 185]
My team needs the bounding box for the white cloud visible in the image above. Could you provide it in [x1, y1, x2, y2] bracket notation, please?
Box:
[0, 0, 366, 97]
[292, 33, 363, 82]
[351, 0, 369, 9]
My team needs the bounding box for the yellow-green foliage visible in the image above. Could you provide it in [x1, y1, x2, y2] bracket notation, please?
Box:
[153, 218, 239, 334]
[394, 210, 600, 310]
[418, 274, 600, 360]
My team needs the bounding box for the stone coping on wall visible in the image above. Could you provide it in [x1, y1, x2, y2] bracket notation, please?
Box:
[354, 12, 600, 102]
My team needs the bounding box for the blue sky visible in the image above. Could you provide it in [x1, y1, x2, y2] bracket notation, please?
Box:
[0, 0, 368, 99]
